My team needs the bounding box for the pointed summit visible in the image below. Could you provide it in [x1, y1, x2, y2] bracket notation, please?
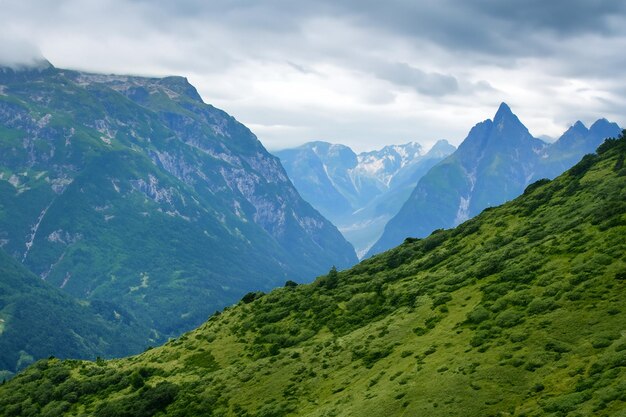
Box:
[589, 118, 622, 143]
[494, 102, 513, 120]
[427, 139, 456, 157]
[589, 118, 615, 133]
[564, 120, 589, 136]
[432, 139, 452, 148]
[590, 118, 610, 128]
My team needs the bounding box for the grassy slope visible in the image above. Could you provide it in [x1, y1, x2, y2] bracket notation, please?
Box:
[1, 135, 626, 416]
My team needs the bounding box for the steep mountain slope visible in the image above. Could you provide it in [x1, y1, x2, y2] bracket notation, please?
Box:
[275, 140, 455, 256]
[0, 248, 150, 378]
[3, 131, 625, 416]
[368, 103, 621, 256]
[0, 63, 356, 339]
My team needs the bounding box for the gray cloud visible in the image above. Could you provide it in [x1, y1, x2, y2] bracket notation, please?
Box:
[372, 62, 459, 97]
[0, 36, 44, 68]
[472, 0, 626, 34]
[0, 0, 625, 150]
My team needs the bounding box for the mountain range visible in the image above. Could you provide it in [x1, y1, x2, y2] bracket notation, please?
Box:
[2, 128, 624, 416]
[0, 62, 356, 374]
[367, 103, 621, 256]
[275, 140, 455, 256]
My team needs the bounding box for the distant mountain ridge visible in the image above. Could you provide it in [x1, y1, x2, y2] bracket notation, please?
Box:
[368, 103, 621, 256]
[0, 62, 357, 350]
[275, 140, 455, 256]
[536, 118, 621, 179]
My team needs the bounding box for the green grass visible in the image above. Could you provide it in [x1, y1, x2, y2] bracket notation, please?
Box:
[2, 133, 626, 415]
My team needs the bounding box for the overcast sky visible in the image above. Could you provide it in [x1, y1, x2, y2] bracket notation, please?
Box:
[2, 0, 626, 152]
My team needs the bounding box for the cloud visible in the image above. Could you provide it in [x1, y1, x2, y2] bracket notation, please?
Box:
[0, 0, 625, 150]
[472, 0, 626, 35]
[0, 36, 44, 68]
[371, 62, 459, 97]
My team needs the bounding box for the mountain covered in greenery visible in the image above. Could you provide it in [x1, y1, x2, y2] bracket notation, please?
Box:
[275, 140, 455, 256]
[2, 130, 624, 416]
[0, 63, 356, 346]
[368, 103, 621, 256]
[0, 248, 151, 378]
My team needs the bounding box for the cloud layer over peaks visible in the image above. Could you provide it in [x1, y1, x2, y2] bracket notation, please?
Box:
[1, 0, 625, 151]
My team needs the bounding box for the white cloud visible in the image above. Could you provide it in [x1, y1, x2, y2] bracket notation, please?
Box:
[0, 35, 44, 68]
[0, 0, 625, 151]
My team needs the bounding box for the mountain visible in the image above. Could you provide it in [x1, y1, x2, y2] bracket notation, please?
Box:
[0, 247, 150, 378]
[275, 140, 455, 256]
[0, 62, 357, 341]
[368, 103, 621, 256]
[2, 130, 625, 416]
[537, 118, 622, 179]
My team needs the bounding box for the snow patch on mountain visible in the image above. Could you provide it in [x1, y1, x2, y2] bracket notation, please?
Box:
[353, 142, 424, 187]
[454, 196, 471, 225]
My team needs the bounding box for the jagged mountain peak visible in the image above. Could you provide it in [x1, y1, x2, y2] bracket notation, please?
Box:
[302, 141, 355, 156]
[358, 142, 424, 169]
[298, 140, 332, 148]
[427, 139, 456, 157]
[494, 101, 513, 118]
[591, 117, 610, 128]
[492, 102, 527, 132]
[589, 118, 620, 137]
[456, 103, 534, 157]
[0, 58, 56, 83]
[368, 103, 619, 257]
[560, 120, 589, 138]
[309, 142, 358, 167]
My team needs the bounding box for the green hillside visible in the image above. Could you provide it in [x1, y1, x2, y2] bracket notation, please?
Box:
[1, 133, 625, 416]
[0, 248, 151, 379]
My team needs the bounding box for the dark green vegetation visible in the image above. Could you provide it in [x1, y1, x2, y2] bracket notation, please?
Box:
[2, 131, 625, 415]
[0, 248, 148, 380]
[0, 63, 356, 373]
[369, 103, 621, 256]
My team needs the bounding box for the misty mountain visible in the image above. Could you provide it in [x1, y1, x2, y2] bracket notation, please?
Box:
[275, 140, 455, 256]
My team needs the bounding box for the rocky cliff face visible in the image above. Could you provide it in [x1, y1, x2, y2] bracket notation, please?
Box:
[0, 63, 357, 340]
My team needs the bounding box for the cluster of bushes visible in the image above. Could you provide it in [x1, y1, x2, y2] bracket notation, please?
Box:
[0, 358, 169, 417]
[94, 382, 178, 417]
